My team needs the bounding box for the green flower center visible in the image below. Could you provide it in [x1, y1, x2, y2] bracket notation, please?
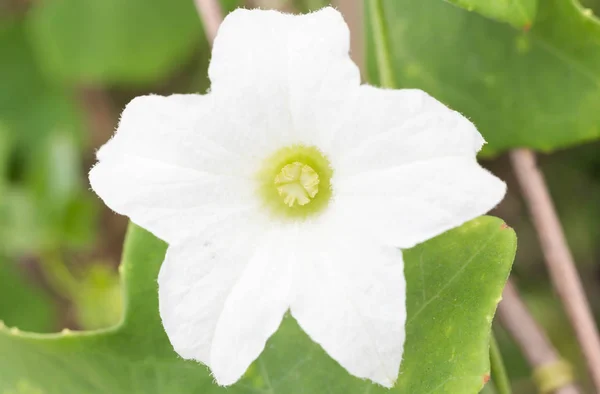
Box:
[258, 145, 333, 219]
[274, 162, 320, 207]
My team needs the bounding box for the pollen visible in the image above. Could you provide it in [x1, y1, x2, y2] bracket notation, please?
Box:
[274, 162, 320, 207]
[258, 144, 333, 219]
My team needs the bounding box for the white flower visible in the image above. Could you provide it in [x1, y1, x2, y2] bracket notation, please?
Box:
[89, 7, 506, 388]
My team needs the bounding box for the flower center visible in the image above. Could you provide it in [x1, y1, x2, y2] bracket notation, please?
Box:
[257, 145, 332, 219]
[274, 162, 320, 207]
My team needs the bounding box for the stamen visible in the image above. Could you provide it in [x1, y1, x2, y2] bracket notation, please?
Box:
[257, 144, 332, 219]
[274, 162, 320, 207]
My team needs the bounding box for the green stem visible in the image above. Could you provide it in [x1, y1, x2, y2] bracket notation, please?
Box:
[490, 333, 512, 394]
[368, 0, 396, 88]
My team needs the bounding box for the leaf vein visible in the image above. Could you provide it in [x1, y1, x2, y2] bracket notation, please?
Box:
[407, 230, 500, 324]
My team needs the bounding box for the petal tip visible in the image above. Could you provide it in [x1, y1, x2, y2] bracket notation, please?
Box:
[210, 368, 241, 388]
[377, 376, 397, 389]
[368, 372, 398, 389]
[313, 5, 342, 16]
[308, 5, 348, 31]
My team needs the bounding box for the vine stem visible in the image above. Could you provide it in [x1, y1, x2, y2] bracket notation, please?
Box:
[510, 148, 600, 391]
[194, 0, 224, 44]
[498, 280, 580, 394]
[366, 0, 395, 88]
[490, 333, 512, 394]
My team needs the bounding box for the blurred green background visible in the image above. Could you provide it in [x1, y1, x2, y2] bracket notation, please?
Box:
[1, 0, 599, 392]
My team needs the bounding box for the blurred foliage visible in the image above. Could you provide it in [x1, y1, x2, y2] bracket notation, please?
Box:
[291, 0, 330, 13]
[446, 0, 538, 28]
[27, 0, 205, 84]
[71, 263, 123, 331]
[0, 257, 56, 333]
[496, 142, 600, 393]
[0, 20, 94, 255]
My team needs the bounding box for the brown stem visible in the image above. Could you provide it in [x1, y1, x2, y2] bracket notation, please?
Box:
[510, 148, 600, 391]
[246, 0, 295, 12]
[498, 280, 580, 394]
[78, 87, 127, 265]
[194, 0, 224, 44]
[332, 0, 363, 73]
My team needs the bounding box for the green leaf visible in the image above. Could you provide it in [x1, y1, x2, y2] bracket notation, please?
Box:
[445, 0, 538, 28]
[0, 258, 57, 333]
[26, 0, 241, 84]
[0, 216, 515, 393]
[70, 263, 123, 331]
[365, 0, 600, 154]
[395, 218, 516, 393]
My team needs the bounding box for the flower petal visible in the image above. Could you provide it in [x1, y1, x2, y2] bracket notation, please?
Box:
[96, 94, 250, 175]
[333, 156, 506, 248]
[90, 94, 260, 243]
[210, 7, 359, 97]
[328, 86, 485, 177]
[158, 215, 290, 379]
[290, 230, 405, 387]
[158, 217, 259, 365]
[209, 7, 360, 149]
[209, 228, 295, 385]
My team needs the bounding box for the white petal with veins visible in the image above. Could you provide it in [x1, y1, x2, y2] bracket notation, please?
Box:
[333, 157, 506, 249]
[290, 226, 405, 388]
[209, 227, 295, 385]
[158, 214, 265, 364]
[327, 86, 485, 176]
